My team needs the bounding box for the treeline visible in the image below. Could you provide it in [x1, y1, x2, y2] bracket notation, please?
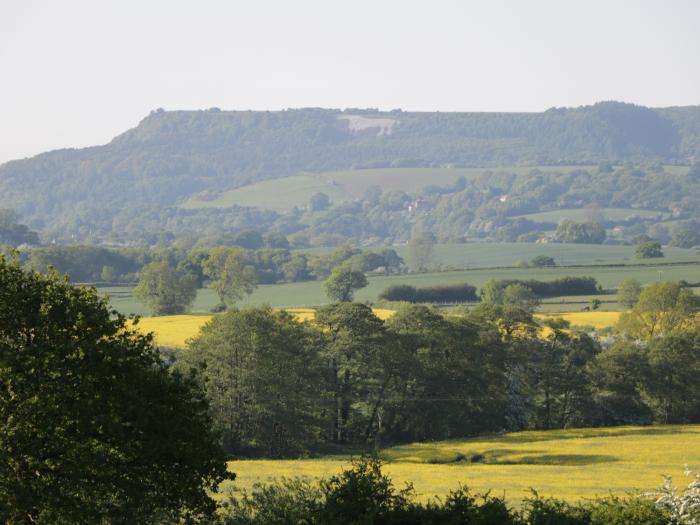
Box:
[220, 456, 674, 525]
[174, 282, 700, 458]
[482, 277, 600, 298]
[20, 243, 404, 285]
[379, 283, 478, 303]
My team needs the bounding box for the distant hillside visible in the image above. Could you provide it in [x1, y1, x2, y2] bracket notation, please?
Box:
[1, 101, 699, 241]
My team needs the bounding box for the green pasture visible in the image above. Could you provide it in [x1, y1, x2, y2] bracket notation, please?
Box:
[515, 207, 668, 224]
[180, 175, 349, 212]
[392, 242, 698, 269]
[101, 258, 700, 316]
[181, 165, 603, 212]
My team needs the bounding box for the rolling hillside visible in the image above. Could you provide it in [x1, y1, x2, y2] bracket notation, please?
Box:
[1, 102, 700, 241]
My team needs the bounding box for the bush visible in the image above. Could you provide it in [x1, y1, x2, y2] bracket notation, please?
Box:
[531, 255, 557, 267]
[379, 283, 478, 303]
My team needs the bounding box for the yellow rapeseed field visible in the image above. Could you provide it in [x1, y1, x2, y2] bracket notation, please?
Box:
[536, 311, 621, 330]
[134, 309, 619, 348]
[134, 315, 212, 348]
[222, 425, 700, 504]
[132, 307, 397, 348]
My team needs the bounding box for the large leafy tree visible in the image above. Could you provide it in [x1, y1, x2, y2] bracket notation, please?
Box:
[635, 241, 664, 258]
[323, 265, 368, 302]
[407, 230, 436, 272]
[202, 247, 257, 308]
[617, 278, 642, 308]
[616, 282, 698, 339]
[134, 259, 197, 315]
[178, 306, 323, 457]
[0, 256, 230, 523]
[314, 303, 388, 443]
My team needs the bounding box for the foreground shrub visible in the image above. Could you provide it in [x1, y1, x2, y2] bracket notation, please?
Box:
[650, 467, 700, 525]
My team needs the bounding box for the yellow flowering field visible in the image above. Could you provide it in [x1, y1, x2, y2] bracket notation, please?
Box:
[536, 311, 621, 330]
[222, 425, 700, 504]
[134, 315, 212, 348]
[134, 309, 620, 348]
[132, 307, 397, 348]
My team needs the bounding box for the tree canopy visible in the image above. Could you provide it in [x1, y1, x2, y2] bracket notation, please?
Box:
[134, 259, 197, 315]
[0, 256, 230, 523]
[323, 265, 368, 302]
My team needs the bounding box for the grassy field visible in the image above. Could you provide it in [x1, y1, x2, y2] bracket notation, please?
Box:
[221, 425, 700, 503]
[182, 166, 599, 211]
[393, 242, 697, 269]
[181, 165, 689, 212]
[515, 208, 668, 224]
[102, 257, 700, 316]
[181, 175, 349, 212]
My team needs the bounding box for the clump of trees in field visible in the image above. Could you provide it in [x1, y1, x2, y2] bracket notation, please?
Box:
[379, 283, 478, 303]
[481, 276, 600, 299]
[554, 220, 607, 244]
[176, 283, 700, 458]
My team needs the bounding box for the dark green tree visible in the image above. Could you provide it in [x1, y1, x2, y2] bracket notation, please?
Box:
[0, 209, 38, 246]
[587, 343, 652, 425]
[502, 283, 541, 312]
[530, 255, 556, 267]
[314, 304, 388, 443]
[310, 192, 331, 211]
[323, 265, 368, 302]
[554, 220, 606, 244]
[134, 259, 197, 315]
[178, 306, 322, 457]
[0, 256, 229, 523]
[202, 247, 257, 307]
[644, 330, 700, 423]
[635, 241, 664, 258]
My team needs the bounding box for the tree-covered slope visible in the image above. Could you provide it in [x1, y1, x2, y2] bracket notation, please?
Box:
[1, 101, 698, 240]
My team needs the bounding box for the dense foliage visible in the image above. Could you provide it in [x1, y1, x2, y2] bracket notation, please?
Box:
[379, 283, 478, 303]
[0, 256, 230, 523]
[134, 259, 197, 314]
[175, 295, 700, 458]
[20, 243, 404, 287]
[0, 209, 38, 246]
[481, 277, 600, 299]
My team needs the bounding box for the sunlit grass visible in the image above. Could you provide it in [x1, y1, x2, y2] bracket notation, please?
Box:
[222, 425, 700, 504]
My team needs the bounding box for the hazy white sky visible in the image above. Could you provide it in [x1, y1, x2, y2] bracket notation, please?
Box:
[1, 0, 699, 163]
